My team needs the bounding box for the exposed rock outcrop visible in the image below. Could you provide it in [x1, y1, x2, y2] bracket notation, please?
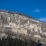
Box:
[0, 10, 46, 45]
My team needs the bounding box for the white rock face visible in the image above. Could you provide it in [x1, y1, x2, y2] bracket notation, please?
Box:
[0, 10, 46, 44]
[33, 35, 41, 38]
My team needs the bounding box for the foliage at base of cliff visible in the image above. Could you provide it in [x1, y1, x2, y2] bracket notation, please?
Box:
[0, 36, 37, 46]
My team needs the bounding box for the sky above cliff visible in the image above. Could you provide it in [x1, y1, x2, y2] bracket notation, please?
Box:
[0, 0, 46, 22]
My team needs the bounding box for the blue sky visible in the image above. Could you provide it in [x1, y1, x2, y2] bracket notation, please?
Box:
[0, 0, 46, 22]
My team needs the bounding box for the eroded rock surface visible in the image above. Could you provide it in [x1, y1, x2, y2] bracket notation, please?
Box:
[0, 10, 46, 45]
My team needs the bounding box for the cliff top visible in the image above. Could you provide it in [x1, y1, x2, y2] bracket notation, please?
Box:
[0, 9, 46, 24]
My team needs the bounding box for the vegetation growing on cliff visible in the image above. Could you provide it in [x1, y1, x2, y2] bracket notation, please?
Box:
[0, 36, 37, 46]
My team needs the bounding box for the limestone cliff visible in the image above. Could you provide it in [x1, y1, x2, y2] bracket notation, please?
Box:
[0, 10, 46, 45]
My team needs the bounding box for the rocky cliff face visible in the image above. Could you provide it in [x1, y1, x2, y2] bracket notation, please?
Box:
[0, 10, 46, 45]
